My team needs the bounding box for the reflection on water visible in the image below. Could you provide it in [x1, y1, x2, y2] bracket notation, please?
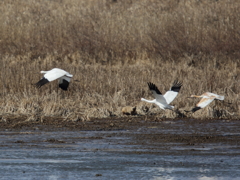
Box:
[0, 120, 240, 180]
[0, 158, 83, 163]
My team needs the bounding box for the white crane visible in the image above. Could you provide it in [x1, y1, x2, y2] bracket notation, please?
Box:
[141, 80, 183, 110]
[187, 92, 224, 113]
[35, 68, 73, 91]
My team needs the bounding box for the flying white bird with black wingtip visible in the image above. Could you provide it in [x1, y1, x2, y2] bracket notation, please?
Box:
[35, 68, 73, 91]
[141, 80, 183, 110]
[186, 92, 224, 113]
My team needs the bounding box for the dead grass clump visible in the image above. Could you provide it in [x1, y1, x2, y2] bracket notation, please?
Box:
[122, 106, 137, 116]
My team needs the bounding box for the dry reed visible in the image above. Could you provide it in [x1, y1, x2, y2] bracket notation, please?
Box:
[0, 0, 239, 121]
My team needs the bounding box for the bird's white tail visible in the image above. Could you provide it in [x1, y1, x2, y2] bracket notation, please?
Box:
[165, 105, 174, 110]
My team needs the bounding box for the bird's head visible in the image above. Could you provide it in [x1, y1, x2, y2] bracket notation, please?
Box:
[40, 71, 47, 74]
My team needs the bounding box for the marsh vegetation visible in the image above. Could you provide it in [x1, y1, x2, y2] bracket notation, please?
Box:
[0, 0, 239, 121]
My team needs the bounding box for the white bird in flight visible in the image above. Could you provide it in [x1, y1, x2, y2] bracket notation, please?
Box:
[187, 92, 224, 113]
[141, 80, 183, 110]
[35, 68, 73, 91]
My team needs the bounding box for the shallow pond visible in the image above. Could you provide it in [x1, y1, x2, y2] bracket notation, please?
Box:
[0, 119, 240, 180]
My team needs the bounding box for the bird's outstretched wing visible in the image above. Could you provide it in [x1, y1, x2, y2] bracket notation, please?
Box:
[147, 82, 168, 104]
[196, 97, 215, 109]
[35, 77, 49, 88]
[35, 68, 70, 89]
[44, 69, 68, 82]
[163, 80, 183, 104]
[147, 82, 162, 95]
[191, 97, 215, 113]
[58, 76, 72, 90]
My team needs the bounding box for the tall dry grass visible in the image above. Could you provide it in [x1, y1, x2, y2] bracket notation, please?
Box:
[0, 0, 239, 120]
[0, 0, 239, 62]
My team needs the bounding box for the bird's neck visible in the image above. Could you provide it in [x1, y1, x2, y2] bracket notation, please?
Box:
[191, 95, 202, 98]
[141, 98, 155, 103]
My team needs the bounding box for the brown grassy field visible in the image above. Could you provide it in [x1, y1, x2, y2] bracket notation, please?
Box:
[0, 0, 239, 121]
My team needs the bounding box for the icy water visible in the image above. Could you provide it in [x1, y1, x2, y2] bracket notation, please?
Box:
[0, 119, 240, 180]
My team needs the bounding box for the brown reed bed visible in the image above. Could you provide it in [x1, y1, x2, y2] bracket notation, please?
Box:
[0, 0, 240, 61]
[0, 54, 238, 121]
[0, 0, 239, 121]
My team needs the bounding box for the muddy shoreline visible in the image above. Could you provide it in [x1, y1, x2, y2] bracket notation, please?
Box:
[1, 116, 240, 146]
[1, 116, 240, 179]
[0, 115, 235, 130]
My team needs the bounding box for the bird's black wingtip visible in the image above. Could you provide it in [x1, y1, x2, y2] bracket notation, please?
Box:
[184, 106, 201, 113]
[147, 82, 162, 95]
[59, 79, 69, 91]
[171, 79, 183, 92]
[191, 107, 201, 113]
[147, 82, 154, 87]
[34, 77, 49, 89]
